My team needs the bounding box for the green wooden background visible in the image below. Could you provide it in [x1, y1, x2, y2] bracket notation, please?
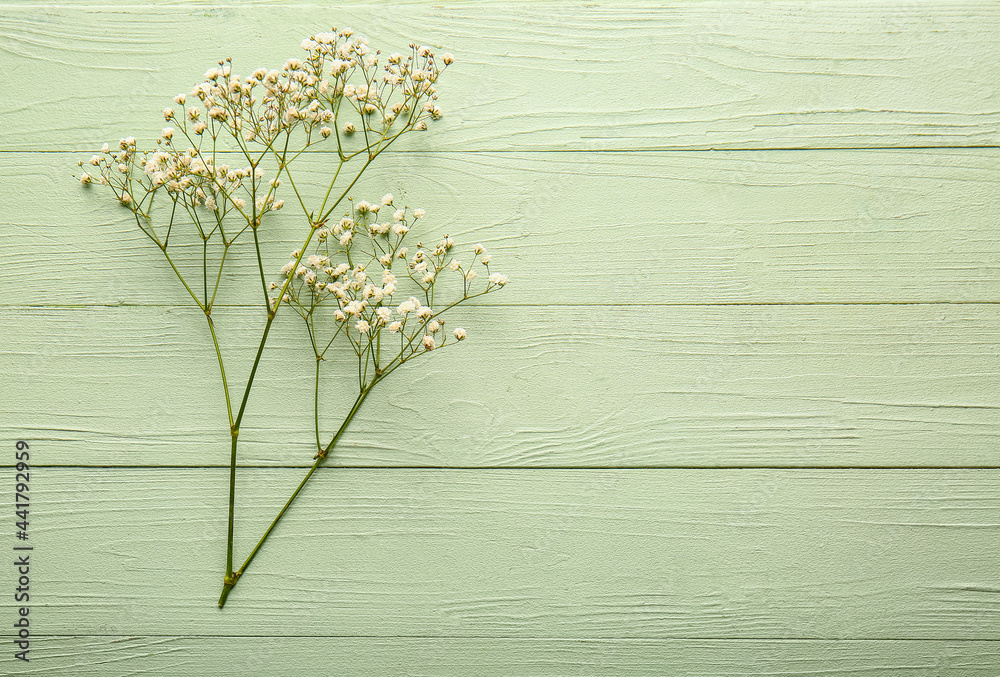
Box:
[2, 1, 999, 674]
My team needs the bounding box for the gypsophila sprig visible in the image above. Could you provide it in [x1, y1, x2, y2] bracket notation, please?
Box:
[74, 29, 509, 610]
[276, 199, 507, 445]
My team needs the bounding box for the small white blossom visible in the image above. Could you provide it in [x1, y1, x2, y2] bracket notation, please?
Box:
[453, 327, 467, 340]
[422, 335, 435, 350]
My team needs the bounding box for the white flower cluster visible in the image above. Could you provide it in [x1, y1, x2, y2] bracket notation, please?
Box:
[81, 139, 282, 224]
[274, 194, 507, 371]
[77, 28, 453, 241]
[176, 28, 449, 147]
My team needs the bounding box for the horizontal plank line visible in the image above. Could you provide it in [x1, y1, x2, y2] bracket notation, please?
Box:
[8, 465, 1000, 471]
[10, 146, 1000, 154]
[8, 301, 1000, 310]
[12, 634, 1000, 642]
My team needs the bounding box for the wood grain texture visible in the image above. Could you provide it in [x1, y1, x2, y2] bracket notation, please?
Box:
[0, 2, 998, 151]
[6, 468, 1000, 639]
[1, 1, 997, 671]
[9, 149, 1000, 306]
[19, 636, 1000, 676]
[3, 304, 998, 468]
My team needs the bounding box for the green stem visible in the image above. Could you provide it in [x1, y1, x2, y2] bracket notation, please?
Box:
[205, 313, 234, 430]
[218, 222, 319, 605]
[225, 430, 238, 580]
[218, 378, 379, 607]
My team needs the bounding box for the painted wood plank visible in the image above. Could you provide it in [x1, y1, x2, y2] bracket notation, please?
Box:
[15, 636, 1000, 676]
[10, 149, 1000, 306]
[5, 468, 999, 638]
[1, 2, 998, 151]
[4, 303, 998, 468]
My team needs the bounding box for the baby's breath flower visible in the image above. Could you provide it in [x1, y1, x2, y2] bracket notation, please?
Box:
[388, 320, 402, 333]
[381, 193, 393, 205]
[453, 327, 466, 340]
[413, 208, 425, 219]
[422, 335, 435, 351]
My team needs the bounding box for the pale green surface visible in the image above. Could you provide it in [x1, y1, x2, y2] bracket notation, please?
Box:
[21, 637, 1000, 676]
[5, 149, 1000, 305]
[4, 304, 999, 467]
[2, 1, 999, 675]
[24, 469, 1000, 638]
